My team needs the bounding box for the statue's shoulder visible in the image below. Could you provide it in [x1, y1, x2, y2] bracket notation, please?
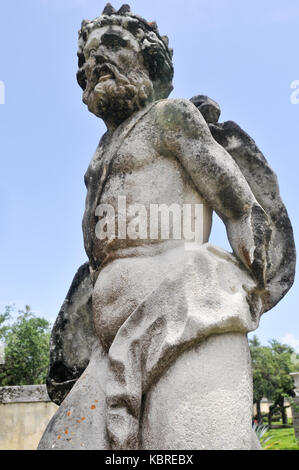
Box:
[152, 98, 207, 136]
[154, 97, 201, 117]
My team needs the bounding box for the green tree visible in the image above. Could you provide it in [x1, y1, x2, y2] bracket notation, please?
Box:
[267, 340, 296, 426]
[250, 336, 277, 423]
[0, 305, 51, 386]
[0, 305, 12, 342]
[250, 336, 298, 427]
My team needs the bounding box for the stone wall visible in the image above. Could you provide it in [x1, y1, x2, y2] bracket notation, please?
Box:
[291, 397, 299, 441]
[0, 385, 58, 450]
[290, 373, 299, 441]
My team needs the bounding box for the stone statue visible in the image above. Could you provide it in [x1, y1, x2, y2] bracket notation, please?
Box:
[38, 4, 295, 450]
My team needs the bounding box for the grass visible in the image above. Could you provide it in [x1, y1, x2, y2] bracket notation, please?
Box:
[262, 426, 299, 450]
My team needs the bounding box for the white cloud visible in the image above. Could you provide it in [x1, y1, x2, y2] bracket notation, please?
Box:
[281, 333, 299, 353]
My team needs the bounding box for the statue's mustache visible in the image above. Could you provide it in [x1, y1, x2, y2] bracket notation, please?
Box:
[92, 62, 130, 87]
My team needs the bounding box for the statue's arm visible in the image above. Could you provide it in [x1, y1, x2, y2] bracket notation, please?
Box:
[154, 98, 270, 288]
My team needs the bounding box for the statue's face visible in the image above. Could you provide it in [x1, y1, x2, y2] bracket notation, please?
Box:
[82, 25, 154, 124]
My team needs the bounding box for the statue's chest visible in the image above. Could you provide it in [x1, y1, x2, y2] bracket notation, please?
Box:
[86, 109, 158, 198]
[107, 135, 157, 177]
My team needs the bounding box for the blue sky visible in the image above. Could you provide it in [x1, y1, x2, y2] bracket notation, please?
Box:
[0, 0, 298, 350]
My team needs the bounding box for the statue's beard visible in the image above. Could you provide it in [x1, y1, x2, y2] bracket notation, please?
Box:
[83, 65, 154, 125]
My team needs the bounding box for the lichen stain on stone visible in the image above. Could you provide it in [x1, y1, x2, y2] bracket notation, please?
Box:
[64, 429, 69, 435]
[241, 245, 252, 268]
[90, 404, 96, 410]
[57, 435, 61, 440]
[77, 417, 86, 424]
[66, 411, 71, 416]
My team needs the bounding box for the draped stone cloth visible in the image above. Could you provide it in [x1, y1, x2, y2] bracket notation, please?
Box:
[105, 243, 258, 449]
[39, 242, 260, 449]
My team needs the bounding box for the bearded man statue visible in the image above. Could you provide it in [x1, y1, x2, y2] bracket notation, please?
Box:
[38, 3, 295, 450]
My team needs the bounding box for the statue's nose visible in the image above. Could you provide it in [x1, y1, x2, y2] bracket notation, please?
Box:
[94, 51, 110, 65]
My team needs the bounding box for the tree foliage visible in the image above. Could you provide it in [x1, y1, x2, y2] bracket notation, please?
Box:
[249, 335, 298, 425]
[0, 305, 51, 386]
[0, 305, 12, 342]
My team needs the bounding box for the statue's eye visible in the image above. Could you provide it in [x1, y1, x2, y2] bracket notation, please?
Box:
[101, 34, 129, 50]
[89, 48, 97, 57]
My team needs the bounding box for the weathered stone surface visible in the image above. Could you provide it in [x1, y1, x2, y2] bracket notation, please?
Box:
[46, 262, 97, 405]
[207, 119, 296, 312]
[0, 392, 58, 450]
[40, 3, 295, 450]
[291, 396, 299, 442]
[190, 94, 221, 124]
[142, 333, 253, 449]
[0, 385, 50, 404]
[39, 343, 109, 450]
[291, 372, 299, 395]
[103, 244, 258, 449]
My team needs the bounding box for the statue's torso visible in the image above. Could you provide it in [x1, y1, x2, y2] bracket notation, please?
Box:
[84, 105, 212, 267]
[83, 105, 212, 349]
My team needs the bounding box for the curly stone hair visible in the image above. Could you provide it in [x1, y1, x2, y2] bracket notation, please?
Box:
[77, 3, 174, 100]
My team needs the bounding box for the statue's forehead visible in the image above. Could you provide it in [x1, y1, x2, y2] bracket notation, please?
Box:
[85, 24, 138, 48]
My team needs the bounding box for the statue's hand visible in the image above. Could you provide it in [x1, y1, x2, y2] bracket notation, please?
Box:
[243, 283, 270, 320]
[230, 204, 272, 318]
[226, 203, 271, 290]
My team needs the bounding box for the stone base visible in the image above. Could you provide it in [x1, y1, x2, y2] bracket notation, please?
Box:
[39, 333, 260, 450]
[142, 332, 259, 450]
